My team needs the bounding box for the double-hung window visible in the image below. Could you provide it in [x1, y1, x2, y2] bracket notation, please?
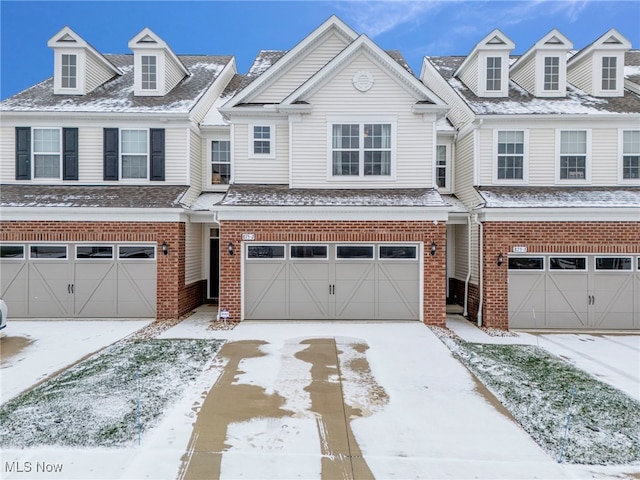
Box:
[61, 54, 77, 89]
[497, 131, 525, 180]
[436, 145, 448, 189]
[622, 130, 640, 180]
[602, 56, 617, 91]
[121, 129, 148, 179]
[33, 128, 61, 179]
[332, 123, 392, 177]
[141, 56, 157, 90]
[543, 57, 559, 91]
[486, 57, 502, 91]
[559, 130, 588, 181]
[211, 140, 231, 185]
[252, 126, 272, 156]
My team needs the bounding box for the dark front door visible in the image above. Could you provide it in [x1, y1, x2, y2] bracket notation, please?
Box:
[209, 238, 219, 300]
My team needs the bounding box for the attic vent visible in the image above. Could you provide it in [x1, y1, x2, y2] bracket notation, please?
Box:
[545, 36, 564, 45]
[487, 36, 506, 45]
[57, 33, 77, 43]
[353, 70, 374, 92]
[603, 35, 623, 44]
[138, 34, 157, 44]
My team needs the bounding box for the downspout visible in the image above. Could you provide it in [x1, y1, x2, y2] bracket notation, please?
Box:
[463, 214, 471, 317]
[473, 213, 483, 327]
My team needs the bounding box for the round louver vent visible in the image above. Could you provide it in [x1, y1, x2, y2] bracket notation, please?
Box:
[353, 71, 374, 92]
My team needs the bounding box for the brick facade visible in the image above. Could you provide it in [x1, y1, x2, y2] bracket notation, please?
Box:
[481, 221, 640, 329]
[219, 220, 447, 326]
[0, 220, 202, 320]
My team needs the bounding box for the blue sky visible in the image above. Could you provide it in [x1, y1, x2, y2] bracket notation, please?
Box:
[1, 0, 639, 99]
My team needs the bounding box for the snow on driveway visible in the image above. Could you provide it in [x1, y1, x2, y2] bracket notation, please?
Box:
[447, 316, 640, 401]
[1, 320, 151, 403]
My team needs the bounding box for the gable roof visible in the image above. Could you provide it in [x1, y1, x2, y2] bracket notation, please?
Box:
[0, 54, 233, 114]
[454, 29, 515, 78]
[47, 26, 122, 77]
[510, 29, 573, 74]
[128, 27, 190, 78]
[222, 15, 358, 108]
[568, 28, 631, 66]
[279, 34, 446, 108]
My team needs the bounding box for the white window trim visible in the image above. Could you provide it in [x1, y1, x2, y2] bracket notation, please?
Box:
[206, 136, 232, 189]
[326, 118, 397, 181]
[549, 256, 589, 272]
[555, 129, 592, 184]
[32, 127, 63, 182]
[119, 128, 150, 182]
[75, 244, 115, 261]
[53, 49, 85, 95]
[335, 244, 376, 261]
[593, 51, 624, 97]
[141, 55, 158, 91]
[29, 244, 68, 260]
[618, 129, 640, 184]
[435, 144, 452, 192]
[492, 130, 529, 184]
[248, 124, 276, 159]
[535, 53, 567, 97]
[117, 244, 156, 260]
[133, 50, 164, 96]
[478, 52, 509, 97]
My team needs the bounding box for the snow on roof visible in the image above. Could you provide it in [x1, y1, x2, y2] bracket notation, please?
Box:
[477, 187, 640, 208]
[221, 184, 449, 207]
[440, 194, 468, 212]
[247, 50, 288, 78]
[428, 55, 640, 115]
[0, 55, 232, 114]
[0, 185, 188, 208]
[625, 51, 640, 85]
[190, 192, 227, 211]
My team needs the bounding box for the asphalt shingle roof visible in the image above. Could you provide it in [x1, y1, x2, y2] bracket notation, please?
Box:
[0, 185, 188, 208]
[0, 55, 233, 113]
[476, 186, 640, 208]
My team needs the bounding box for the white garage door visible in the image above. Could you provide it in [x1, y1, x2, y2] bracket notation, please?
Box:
[509, 255, 640, 330]
[0, 243, 156, 318]
[244, 243, 421, 320]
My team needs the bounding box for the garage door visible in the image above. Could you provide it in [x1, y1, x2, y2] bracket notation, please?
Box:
[244, 243, 421, 320]
[509, 255, 640, 330]
[0, 243, 156, 318]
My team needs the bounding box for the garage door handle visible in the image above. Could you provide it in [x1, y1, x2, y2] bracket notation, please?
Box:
[68, 284, 71, 294]
[71, 284, 74, 294]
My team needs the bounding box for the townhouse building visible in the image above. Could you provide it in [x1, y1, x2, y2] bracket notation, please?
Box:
[1, 17, 638, 330]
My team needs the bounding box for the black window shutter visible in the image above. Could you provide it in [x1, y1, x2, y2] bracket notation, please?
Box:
[15, 127, 31, 180]
[62, 128, 79, 180]
[149, 128, 165, 181]
[103, 128, 119, 180]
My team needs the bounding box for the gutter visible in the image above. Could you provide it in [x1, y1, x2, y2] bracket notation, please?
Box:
[473, 213, 483, 327]
[463, 214, 472, 317]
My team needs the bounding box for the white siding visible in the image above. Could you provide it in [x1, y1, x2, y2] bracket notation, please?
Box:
[422, 61, 474, 129]
[85, 52, 117, 94]
[192, 63, 235, 124]
[0, 126, 15, 183]
[458, 56, 479, 96]
[568, 57, 593, 94]
[181, 129, 203, 206]
[511, 57, 536, 94]
[290, 54, 434, 189]
[164, 127, 189, 184]
[453, 132, 478, 206]
[527, 128, 555, 185]
[77, 127, 104, 182]
[165, 55, 186, 94]
[478, 129, 493, 185]
[233, 123, 289, 184]
[592, 128, 619, 184]
[185, 221, 203, 285]
[253, 32, 349, 104]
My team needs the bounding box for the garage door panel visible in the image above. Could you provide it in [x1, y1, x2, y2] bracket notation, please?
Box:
[334, 263, 375, 319]
[377, 264, 419, 319]
[28, 263, 71, 317]
[1, 263, 28, 317]
[289, 263, 330, 319]
[117, 263, 156, 317]
[592, 275, 635, 329]
[74, 263, 117, 317]
[547, 274, 589, 329]
[245, 263, 287, 319]
[508, 274, 546, 329]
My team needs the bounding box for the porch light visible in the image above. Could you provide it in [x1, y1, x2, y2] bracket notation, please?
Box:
[497, 253, 504, 266]
[228, 242, 234, 255]
[430, 242, 437, 256]
[162, 242, 168, 255]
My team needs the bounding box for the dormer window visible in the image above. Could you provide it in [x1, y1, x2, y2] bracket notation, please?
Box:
[61, 54, 77, 89]
[141, 55, 157, 90]
[486, 57, 502, 91]
[602, 56, 617, 90]
[543, 56, 559, 91]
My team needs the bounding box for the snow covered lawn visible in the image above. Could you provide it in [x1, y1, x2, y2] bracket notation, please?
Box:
[440, 336, 640, 465]
[0, 339, 222, 448]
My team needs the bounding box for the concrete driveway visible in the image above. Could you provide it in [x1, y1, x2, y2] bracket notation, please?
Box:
[162, 320, 571, 479]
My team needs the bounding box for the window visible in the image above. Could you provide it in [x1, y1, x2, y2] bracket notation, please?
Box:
[486, 57, 501, 91]
[497, 131, 525, 180]
[33, 128, 61, 179]
[76, 245, 113, 259]
[544, 57, 559, 91]
[595, 257, 632, 271]
[211, 140, 231, 185]
[550, 257, 586, 270]
[332, 123, 392, 177]
[436, 145, 448, 188]
[118, 245, 155, 259]
[0, 245, 25, 259]
[379, 245, 417, 259]
[508, 257, 544, 270]
[30, 245, 67, 259]
[247, 245, 285, 259]
[252, 126, 272, 155]
[622, 130, 640, 180]
[121, 129, 148, 179]
[61, 54, 77, 89]
[336, 245, 374, 259]
[602, 56, 617, 91]
[141, 56, 157, 90]
[291, 245, 328, 259]
[559, 131, 587, 180]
